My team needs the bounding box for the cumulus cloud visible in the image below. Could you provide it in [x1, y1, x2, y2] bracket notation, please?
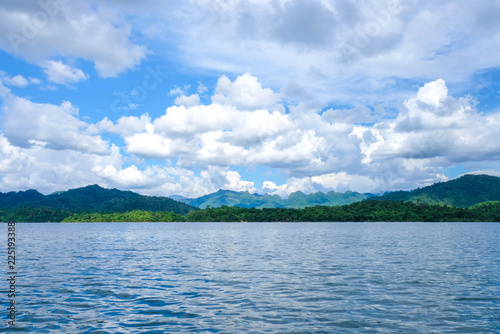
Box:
[42, 60, 88, 85]
[1, 73, 499, 197]
[222, 170, 257, 193]
[92, 165, 152, 188]
[364, 79, 500, 165]
[96, 114, 151, 137]
[212, 73, 278, 110]
[121, 75, 311, 170]
[174, 93, 200, 107]
[169, 86, 186, 96]
[261, 177, 317, 198]
[0, 135, 122, 194]
[153, 104, 236, 138]
[125, 131, 188, 159]
[0, 0, 147, 78]
[149, 0, 500, 106]
[0, 87, 109, 154]
[197, 81, 208, 94]
[119, 76, 500, 195]
[311, 172, 381, 194]
[0, 72, 42, 88]
[4, 0, 498, 197]
[89, 163, 257, 198]
[0, 73, 29, 87]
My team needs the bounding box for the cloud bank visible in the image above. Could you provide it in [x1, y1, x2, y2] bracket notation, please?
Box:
[1, 74, 499, 197]
[0, 0, 498, 197]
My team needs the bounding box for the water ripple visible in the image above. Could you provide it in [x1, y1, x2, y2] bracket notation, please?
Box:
[3, 222, 499, 333]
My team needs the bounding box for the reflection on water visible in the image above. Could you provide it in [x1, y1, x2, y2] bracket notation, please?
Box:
[2, 222, 499, 333]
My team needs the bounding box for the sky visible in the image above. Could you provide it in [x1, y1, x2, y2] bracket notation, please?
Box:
[0, 0, 499, 198]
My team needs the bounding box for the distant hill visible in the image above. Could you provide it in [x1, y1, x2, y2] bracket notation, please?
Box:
[0, 185, 197, 214]
[2, 174, 499, 219]
[286, 190, 374, 208]
[0, 189, 45, 207]
[177, 174, 500, 209]
[174, 189, 374, 209]
[375, 174, 500, 207]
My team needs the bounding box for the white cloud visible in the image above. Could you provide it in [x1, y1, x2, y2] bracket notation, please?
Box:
[120, 76, 500, 194]
[223, 170, 256, 193]
[197, 81, 208, 94]
[0, 1, 147, 78]
[340, 78, 500, 192]
[43, 60, 88, 85]
[415, 79, 448, 107]
[1, 72, 499, 197]
[0, 72, 41, 88]
[30, 77, 42, 85]
[311, 172, 381, 194]
[169, 86, 185, 96]
[322, 105, 375, 124]
[261, 177, 317, 198]
[1, 74, 29, 87]
[153, 104, 236, 138]
[212, 73, 278, 110]
[1, 88, 109, 154]
[125, 132, 178, 159]
[92, 165, 151, 188]
[174, 94, 200, 107]
[365, 79, 500, 165]
[96, 114, 151, 137]
[0, 135, 122, 194]
[151, 0, 500, 106]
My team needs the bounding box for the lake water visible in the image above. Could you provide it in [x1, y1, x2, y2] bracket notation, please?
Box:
[2, 222, 499, 333]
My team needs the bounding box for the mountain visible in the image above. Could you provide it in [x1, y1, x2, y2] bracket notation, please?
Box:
[175, 189, 374, 209]
[0, 189, 45, 207]
[286, 190, 373, 208]
[174, 189, 282, 209]
[375, 174, 500, 207]
[2, 174, 499, 218]
[175, 174, 500, 209]
[0, 185, 197, 214]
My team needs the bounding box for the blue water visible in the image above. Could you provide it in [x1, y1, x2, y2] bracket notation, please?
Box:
[2, 222, 499, 333]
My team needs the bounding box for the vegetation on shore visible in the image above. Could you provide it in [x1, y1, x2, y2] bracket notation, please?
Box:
[0, 184, 197, 214]
[1, 175, 500, 222]
[375, 175, 500, 207]
[181, 200, 500, 222]
[2, 200, 499, 222]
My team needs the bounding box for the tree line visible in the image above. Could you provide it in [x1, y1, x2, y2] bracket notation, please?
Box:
[1, 200, 499, 222]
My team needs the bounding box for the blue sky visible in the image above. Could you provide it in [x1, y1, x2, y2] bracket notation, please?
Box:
[0, 0, 499, 197]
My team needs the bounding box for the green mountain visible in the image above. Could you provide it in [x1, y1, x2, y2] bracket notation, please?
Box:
[375, 174, 500, 207]
[175, 174, 500, 209]
[175, 189, 373, 209]
[176, 189, 283, 209]
[2, 174, 499, 222]
[0, 185, 197, 214]
[286, 190, 373, 208]
[0, 189, 45, 207]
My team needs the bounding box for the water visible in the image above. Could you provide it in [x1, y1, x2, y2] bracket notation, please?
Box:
[2, 222, 499, 333]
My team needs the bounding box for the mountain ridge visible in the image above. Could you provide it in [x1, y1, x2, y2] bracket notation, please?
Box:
[173, 188, 375, 209]
[374, 174, 500, 207]
[174, 174, 500, 209]
[0, 184, 197, 214]
[1, 174, 500, 213]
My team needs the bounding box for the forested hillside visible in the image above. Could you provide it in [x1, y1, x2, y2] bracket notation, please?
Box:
[376, 175, 500, 207]
[176, 189, 373, 209]
[2, 175, 500, 222]
[59, 200, 500, 223]
[0, 185, 197, 214]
